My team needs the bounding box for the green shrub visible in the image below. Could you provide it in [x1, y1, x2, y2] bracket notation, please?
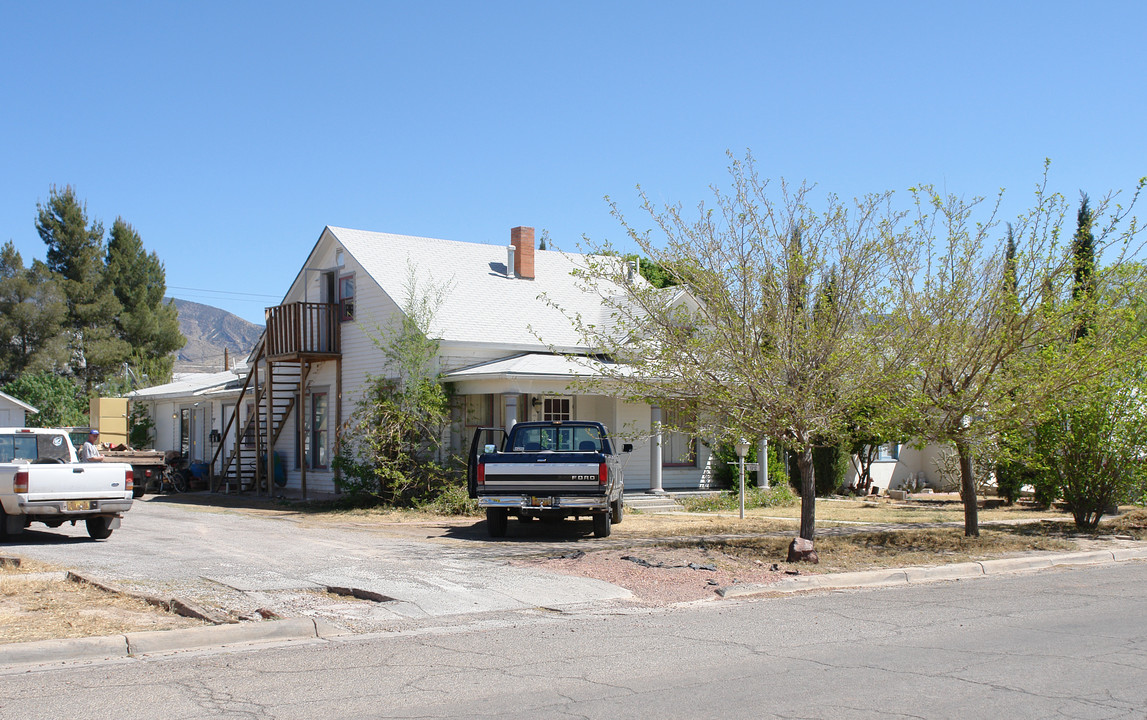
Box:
[710, 441, 788, 488]
[681, 483, 799, 512]
[416, 482, 480, 516]
[813, 442, 850, 496]
[1030, 373, 1147, 529]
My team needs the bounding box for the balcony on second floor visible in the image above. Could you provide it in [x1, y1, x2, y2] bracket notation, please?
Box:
[264, 302, 341, 361]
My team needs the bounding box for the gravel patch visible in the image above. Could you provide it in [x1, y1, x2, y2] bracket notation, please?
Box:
[511, 546, 802, 605]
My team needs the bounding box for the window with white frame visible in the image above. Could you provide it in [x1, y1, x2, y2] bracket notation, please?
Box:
[662, 404, 697, 467]
[303, 388, 330, 470]
[874, 442, 900, 462]
[339, 273, 355, 322]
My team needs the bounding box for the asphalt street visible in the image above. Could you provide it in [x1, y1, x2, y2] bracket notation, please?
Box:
[2, 560, 1144, 719]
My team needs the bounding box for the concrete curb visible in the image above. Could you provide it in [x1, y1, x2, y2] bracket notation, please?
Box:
[0, 618, 340, 669]
[718, 547, 1147, 599]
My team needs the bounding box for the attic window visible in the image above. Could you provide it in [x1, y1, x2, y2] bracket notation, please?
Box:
[339, 274, 355, 322]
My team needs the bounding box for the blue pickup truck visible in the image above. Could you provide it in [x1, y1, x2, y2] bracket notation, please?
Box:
[467, 420, 631, 538]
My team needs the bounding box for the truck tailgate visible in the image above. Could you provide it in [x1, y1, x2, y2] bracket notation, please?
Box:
[481, 458, 605, 495]
[20, 463, 132, 501]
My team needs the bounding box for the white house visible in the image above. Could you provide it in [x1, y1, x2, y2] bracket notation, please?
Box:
[0, 390, 38, 426]
[138, 226, 718, 497]
[843, 441, 958, 493]
[127, 369, 247, 468]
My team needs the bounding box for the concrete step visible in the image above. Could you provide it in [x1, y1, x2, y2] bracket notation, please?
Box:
[623, 494, 684, 513]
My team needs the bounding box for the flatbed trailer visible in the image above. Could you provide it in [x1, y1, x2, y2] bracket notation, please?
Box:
[102, 449, 167, 498]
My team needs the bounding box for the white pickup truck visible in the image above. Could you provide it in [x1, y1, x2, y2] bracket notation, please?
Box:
[0, 428, 134, 541]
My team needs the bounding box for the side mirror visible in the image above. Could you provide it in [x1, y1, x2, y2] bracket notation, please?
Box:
[622, 443, 633, 453]
[483, 444, 497, 454]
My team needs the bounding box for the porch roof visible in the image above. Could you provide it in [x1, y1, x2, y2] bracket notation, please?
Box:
[443, 353, 631, 382]
[126, 369, 246, 401]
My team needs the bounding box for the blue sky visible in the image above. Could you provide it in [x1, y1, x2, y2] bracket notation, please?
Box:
[2, 1, 1144, 325]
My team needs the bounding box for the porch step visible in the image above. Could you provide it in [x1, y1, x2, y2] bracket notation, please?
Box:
[623, 493, 685, 514]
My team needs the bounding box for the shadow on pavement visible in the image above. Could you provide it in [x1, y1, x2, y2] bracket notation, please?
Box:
[440, 517, 602, 544]
[0, 528, 95, 546]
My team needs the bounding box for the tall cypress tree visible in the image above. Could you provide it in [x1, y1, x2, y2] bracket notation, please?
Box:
[35, 185, 130, 392]
[1071, 193, 1096, 342]
[1003, 223, 1018, 298]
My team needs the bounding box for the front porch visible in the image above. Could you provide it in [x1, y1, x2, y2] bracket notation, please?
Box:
[443, 353, 716, 492]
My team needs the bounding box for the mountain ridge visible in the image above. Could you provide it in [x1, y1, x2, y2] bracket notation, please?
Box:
[170, 298, 264, 372]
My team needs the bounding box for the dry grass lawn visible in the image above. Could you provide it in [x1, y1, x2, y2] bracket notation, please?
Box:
[0, 560, 206, 645]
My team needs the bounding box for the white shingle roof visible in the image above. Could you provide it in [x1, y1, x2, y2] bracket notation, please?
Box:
[126, 370, 243, 400]
[328, 227, 624, 351]
[443, 353, 629, 380]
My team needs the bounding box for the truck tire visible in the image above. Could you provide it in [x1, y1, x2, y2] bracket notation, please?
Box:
[0, 506, 23, 540]
[86, 517, 114, 540]
[611, 497, 623, 525]
[486, 508, 508, 538]
[593, 510, 612, 538]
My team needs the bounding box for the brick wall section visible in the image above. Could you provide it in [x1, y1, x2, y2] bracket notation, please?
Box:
[510, 226, 535, 279]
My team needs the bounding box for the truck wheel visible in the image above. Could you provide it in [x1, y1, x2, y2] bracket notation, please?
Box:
[611, 497, 624, 524]
[86, 517, 114, 540]
[132, 483, 145, 498]
[593, 511, 612, 538]
[486, 508, 508, 538]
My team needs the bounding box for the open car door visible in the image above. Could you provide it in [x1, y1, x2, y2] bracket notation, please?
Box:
[467, 426, 507, 499]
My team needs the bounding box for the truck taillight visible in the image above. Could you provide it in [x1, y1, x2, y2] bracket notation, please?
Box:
[598, 462, 608, 486]
[14, 470, 28, 494]
[477, 463, 485, 485]
[125, 469, 133, 493]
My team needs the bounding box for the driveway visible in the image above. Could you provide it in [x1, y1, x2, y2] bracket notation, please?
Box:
[3, 497, 631, 633]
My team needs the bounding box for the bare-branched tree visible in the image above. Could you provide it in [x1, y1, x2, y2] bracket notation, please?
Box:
[552, 152, 912, 548]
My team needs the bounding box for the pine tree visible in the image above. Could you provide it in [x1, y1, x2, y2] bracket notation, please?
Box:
[106, 218, 185, 384]
[35, 185, 130, 391]
[0, 242, 69, 380]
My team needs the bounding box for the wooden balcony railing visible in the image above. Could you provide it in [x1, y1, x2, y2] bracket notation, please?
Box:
[265, 302, 340, 359]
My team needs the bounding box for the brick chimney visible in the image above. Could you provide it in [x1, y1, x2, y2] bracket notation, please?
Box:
[510, 226, 535, 279]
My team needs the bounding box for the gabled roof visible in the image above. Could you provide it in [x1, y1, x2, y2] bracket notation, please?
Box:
[326, 227, 627, 351]
[0, 390, 38, 414]
[126, 370, 245, 401]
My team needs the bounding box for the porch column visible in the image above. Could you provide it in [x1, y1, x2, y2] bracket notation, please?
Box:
[299, 361, 309, 501]
[504, 394, 518, 434]
[648, 405, 664, 494]
[757, 437, 769, 488]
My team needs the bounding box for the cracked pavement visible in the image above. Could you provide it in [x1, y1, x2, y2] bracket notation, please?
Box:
[0, 498, 632, 632]
[1, 560, 1144, 718]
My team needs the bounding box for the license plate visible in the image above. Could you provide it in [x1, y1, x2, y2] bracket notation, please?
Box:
[528, 497, 552, 508]
[66, 500, 92, 511]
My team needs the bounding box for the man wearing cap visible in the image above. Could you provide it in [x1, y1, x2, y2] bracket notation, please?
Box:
[80, 430, 105, 462]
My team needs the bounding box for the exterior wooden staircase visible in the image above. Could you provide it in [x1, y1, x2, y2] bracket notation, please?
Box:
[209, 301, 342, 496]
[210, 342, 302, 492]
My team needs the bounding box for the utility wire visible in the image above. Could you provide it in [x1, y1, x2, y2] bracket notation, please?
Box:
[167, 285, 281, 299]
